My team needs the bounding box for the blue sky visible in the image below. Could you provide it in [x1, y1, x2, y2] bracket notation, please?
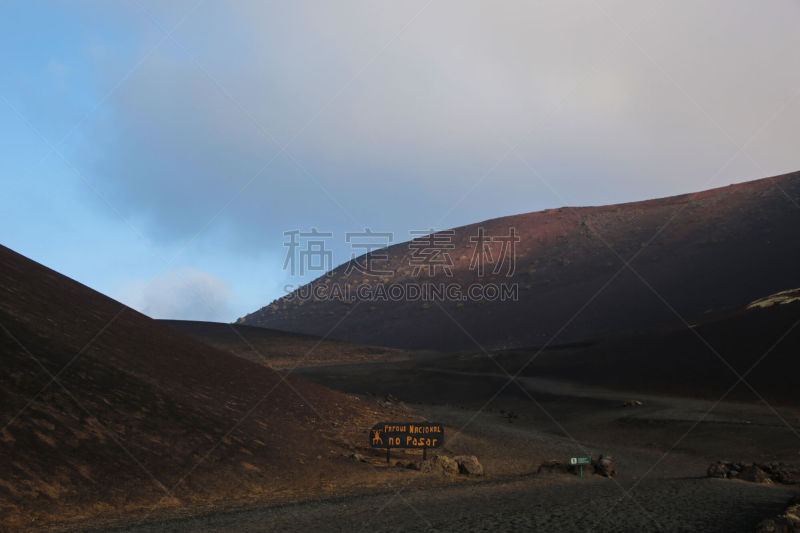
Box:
[2, 1, 799, 322]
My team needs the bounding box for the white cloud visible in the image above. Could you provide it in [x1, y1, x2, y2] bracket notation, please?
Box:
[77, 0, 800, 246]
[118, 268, 232, 321]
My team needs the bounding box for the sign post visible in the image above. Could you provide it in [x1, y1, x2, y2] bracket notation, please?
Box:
[370, 422, 444, 462]
[569, 456, 592, 478]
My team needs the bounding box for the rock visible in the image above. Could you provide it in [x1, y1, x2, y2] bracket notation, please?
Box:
[594, 455, 617, 477]
[348, 453, 368, 463]
[707, 461, 730, 478]
[739, 464, 772, 484]
[437, 456, 460, 475]
[767, 464, 800, 484]
[708, 461, 800, 484]
[420, 455, 459, 476]
[454, 455, 484, 476]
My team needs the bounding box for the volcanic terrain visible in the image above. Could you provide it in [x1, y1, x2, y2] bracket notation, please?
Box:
[240, 172, 800, 351]
[3, 172, 800, 532]
[0, 245, 411, 530]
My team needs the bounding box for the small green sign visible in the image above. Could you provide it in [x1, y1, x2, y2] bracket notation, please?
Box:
[570, 455, 591, 477]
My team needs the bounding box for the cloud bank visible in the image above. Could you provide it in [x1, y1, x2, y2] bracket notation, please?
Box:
[77, 1, 800, 253]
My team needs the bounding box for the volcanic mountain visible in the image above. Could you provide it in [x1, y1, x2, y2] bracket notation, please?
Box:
[0, 246, 383, 530]
[239, 171, 800, 351]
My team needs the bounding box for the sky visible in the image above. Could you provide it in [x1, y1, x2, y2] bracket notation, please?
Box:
[1, 0, 799, 322]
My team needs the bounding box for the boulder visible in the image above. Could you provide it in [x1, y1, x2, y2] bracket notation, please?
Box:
[707, 461, 730, 478]
[708, 461, 800, 484]
[454, 455, 484, 476]
[420, 455, 459, 476]
[739, 464, 772, 484]
[594, 455, 617, 477]
[765, 463, 800, 485]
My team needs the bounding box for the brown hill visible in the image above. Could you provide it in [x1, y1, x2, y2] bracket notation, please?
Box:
[158, 320, 411, 369]
[0, 246, 385, 530]
[240, 171, 800, 351]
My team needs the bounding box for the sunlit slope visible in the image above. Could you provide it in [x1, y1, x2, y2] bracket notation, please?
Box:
[242, 172, 800, 351]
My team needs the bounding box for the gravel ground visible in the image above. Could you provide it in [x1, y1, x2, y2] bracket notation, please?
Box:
[84, 367, 800, 533]
[103, 475, 796, 533]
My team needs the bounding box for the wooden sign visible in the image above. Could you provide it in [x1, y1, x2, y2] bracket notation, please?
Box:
[370, 422, 444, 449]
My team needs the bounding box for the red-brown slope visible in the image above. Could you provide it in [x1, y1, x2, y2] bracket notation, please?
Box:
[240, 171, 800, 351]
[0, 246, 378, 530]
